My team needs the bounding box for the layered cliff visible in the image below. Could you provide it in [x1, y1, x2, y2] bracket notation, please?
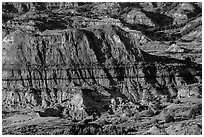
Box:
[2, 24, 201, 102]
[2, 2, 202, 121]
[2, 3, 202, 135]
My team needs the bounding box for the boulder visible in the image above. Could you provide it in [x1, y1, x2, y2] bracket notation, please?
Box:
[166, 43, 185, 53]
[144, 125, 168, 135]
[164, 110, 175, 123]
[186, 102, 202, 119]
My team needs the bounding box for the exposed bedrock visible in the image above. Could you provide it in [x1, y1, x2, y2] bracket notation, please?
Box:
[2, 25, 201, 108]
[2, 2, 78, 13]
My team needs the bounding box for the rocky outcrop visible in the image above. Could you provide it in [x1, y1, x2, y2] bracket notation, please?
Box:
[2, 24, 201, 103]
[2, 3, 202, 123]
[2, 2, 78, 13]
[3, 2, 201, 42]
[1, 2, 202, 135]
[121, 9, 156, 27]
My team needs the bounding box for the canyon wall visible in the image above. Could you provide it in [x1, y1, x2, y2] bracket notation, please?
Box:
[2, 25, 201, 103]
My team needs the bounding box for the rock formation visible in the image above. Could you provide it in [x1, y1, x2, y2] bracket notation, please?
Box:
[2, 2, 202, 124]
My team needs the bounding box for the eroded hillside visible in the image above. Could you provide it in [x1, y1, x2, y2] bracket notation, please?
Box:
[2, 2, 202, 135]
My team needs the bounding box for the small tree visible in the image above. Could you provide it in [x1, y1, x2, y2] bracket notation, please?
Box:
[142, 84, 156, 105]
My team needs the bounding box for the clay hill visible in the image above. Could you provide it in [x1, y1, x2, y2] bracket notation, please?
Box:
[2, 2, 202, 135]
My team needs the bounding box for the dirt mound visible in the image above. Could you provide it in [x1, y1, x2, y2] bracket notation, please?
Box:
[2, 87, 41, 108]
[2, 83, 111, 120]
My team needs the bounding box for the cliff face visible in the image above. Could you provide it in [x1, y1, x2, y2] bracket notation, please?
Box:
[2, 2, 202, 119]
[2, 24, 201, 102]
[3, 25, 143, 88]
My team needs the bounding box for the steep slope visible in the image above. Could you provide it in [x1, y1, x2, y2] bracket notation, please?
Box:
[3, 2, 201, 43]
[2, 24, 201, 103]
[118, 2, 201, 42]
[1, 3, 202, 133]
